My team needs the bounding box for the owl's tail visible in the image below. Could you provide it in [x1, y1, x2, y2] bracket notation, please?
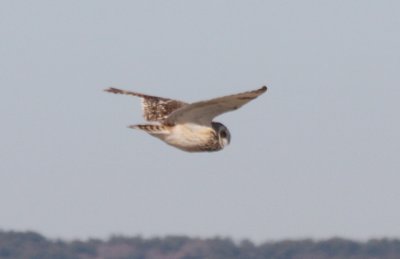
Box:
[128, 124, 170, 135]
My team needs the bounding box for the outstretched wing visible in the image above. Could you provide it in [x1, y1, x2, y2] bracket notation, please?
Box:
[165, 86, 267, 126]
[105, 87, 187, 122]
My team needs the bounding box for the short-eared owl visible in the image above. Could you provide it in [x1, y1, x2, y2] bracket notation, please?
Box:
[105, 86, 267, 152]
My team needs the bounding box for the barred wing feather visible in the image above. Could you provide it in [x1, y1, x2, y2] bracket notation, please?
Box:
[165, 86, 267, 126]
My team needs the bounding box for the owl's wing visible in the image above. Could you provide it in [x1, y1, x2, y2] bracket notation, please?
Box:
[105, 87, 188, 122]
[164, 86, 267, 126]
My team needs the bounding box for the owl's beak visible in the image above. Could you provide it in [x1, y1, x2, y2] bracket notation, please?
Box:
[222, 137, 230, 147]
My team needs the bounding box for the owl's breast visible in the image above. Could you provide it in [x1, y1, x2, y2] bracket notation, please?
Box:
[162, 123, 220, 152]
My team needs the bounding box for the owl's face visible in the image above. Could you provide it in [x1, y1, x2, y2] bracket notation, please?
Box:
[212, 122, 231, 149]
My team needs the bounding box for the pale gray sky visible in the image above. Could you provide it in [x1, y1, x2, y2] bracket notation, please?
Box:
[1, 0, 400, 242]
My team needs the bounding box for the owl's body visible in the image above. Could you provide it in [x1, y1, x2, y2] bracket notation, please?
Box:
[105, 86, 267, 152]
[143, 123, 218, 152]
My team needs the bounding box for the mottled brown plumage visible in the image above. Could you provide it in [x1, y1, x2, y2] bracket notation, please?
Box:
[105, 87, 187, 122]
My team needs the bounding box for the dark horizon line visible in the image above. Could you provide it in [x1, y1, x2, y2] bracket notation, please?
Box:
[1, 229, 399, 245]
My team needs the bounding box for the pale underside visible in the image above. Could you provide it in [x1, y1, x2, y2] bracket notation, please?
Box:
[140, 123, 219, 152]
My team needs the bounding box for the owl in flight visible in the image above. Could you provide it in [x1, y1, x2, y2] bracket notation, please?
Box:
[105, 86, 267, 152]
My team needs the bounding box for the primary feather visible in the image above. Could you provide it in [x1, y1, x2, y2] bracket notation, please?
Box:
[164, 86, 267, 126]
[105, 87, 187, 121]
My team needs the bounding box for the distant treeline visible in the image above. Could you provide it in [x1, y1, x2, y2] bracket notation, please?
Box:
[1, 230, 400, 259]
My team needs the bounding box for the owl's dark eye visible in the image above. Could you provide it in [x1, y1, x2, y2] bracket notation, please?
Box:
[220, 130, 227, 138]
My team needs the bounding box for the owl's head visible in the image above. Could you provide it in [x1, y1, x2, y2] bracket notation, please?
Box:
[212, 122, 231, 148]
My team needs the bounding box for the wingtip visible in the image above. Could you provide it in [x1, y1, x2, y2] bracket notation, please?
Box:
[104, 87, 120, 94]
[259, 85, 267, 93]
